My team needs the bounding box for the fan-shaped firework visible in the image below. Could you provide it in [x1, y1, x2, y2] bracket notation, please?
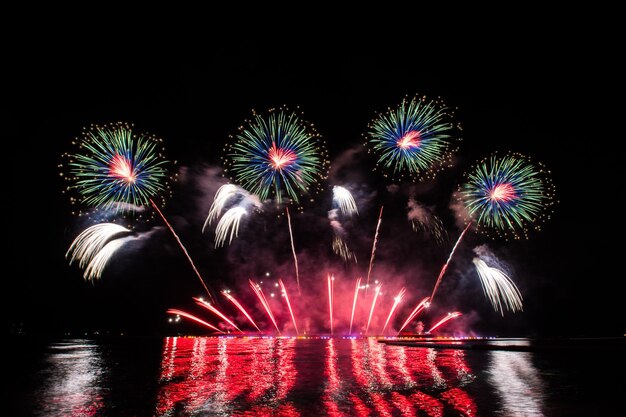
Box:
[62, 122, 171, 216]
[365, 95, 460, 181]
[223, 108, 329, 205]
[66, 223, 134, 280]
[473, 258, 523, 315]
[459, 152, 556, 239]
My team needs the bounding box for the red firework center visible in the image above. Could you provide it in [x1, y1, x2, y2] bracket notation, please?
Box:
[268, 143, 297, 170]
[489, 183, 517, 203]
[108, 154, 136, 184]
[396, 130, 422, 150]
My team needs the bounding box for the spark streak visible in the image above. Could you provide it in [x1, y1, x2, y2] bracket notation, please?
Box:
[249, 280, 280, 333]
[366, 206, 384, 292]
[328, 274, 335, 335]
[151, 199, 216, 303]
[279, 279, 298, 335]
[166, 309, 224, 333]
[427, 312, 462, 333]
[366, 284, 382, 334]
[285, 206, 300, 292]
[429, 222, 472, 304]
[194, 297, 243, 333]
[349, 277, 362, 334]
[398, 297, 430, 333]
[381, 288, 406, 334]
[221, 290, 261, 332]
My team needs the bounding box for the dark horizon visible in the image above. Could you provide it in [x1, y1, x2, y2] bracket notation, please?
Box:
[5, 34, 621, 339]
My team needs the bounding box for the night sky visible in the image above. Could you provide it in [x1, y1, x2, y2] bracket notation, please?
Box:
[5, 29, 621, 338]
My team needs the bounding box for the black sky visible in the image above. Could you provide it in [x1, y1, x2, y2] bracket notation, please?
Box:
[5, 27, 621, 337]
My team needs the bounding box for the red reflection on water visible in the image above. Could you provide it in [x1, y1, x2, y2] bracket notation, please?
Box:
[156, 338, 479, 416]
[440, 387, 478, 417]
[410, 391, 444, 417]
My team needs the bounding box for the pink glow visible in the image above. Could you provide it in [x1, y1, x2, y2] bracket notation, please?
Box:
[108, 153, 136, 183]
[396, 130, 422, 149]
[349, 277, 361, 334]
[366, 284, 382, 334]
[268, 143, 297, 170]
[328, 274, 335, 335]
[490, 182, 517, 202]
[279, 279, 298, 335]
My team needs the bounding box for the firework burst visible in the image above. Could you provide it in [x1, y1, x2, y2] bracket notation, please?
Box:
[458, 152, 556, 239]
[62, 122, 171, 217]
[473, 258, 523, 315]
[365, 96, 460, 181]
[66, 223, 134, 280]
[223, 108, 329, 206]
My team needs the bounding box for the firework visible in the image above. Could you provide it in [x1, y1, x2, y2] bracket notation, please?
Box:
[223, 108, 329, 205]
[151, 201, 216, 303]
[365, 96, 460, 181]
[327, 274, 335, 335]
[332, 236, 357, 263]
[430, 222, 472, 304]
[249, 280, 280, 333]
[349, 277, 362, 334]
[279, 279, 299, 335]
[194, 297, 243, 333]
[62, 122, 170, 214]
[166, 309, 224, 333]
[285, 207, 300, 292]
[458, 153, 556, 239]
[202, 184, 262, 248]
[221, 290, 261, 332]
[66, 223, 134, 280]
[214, 207, 247, 247]
[366, 206, 384, 292]
[473, 258, 523, 315]
[332, 186, 358, 216]
[398, 297, 430, 333]
[427, 312, 462, 333]
[408, 198, 447, 245]
[381, 288, 406, 334]
[365, 284, 382, 334]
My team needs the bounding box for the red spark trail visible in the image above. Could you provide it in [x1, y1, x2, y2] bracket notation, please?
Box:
[366, 206, 384, 293]
[366, 284, 382, 334]
[279, 279, 298, 335]
[193, 297, 243, 333]
[285, 206, 300, 293]
[428, 312, 462, 333]
[381, 287, 406, 334]
[349, 277, 361, 335]
[327, 274, 335, 336]
[166, 309, 224, 333]
[150, 199, 216, 304]
[221, 291, 261, 333]
[249, 279, 280, 334]
[398, 296, 430, 334]
[429, 222, 472, 305]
